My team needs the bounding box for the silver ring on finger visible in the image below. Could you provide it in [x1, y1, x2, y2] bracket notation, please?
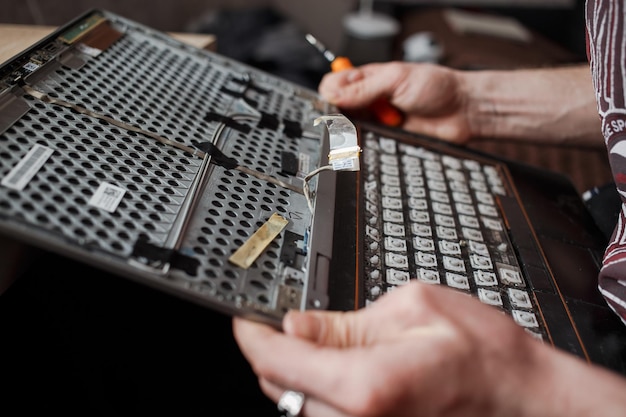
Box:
[277, 390, 305, 417]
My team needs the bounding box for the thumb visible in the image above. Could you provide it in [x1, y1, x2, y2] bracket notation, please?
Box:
[282, 309, 366, 348]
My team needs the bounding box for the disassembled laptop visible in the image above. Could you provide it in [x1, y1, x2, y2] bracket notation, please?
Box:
[0, 10, 358, 326]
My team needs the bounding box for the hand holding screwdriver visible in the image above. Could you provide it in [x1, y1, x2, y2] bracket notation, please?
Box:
[305, 33, 404, 127]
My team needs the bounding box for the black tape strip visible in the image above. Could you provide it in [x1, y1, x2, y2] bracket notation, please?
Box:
[258, 112, 280, 131]
[219, 87, 260, 108]
[195, 142, 239, 169]
[283, 119, 302, 139]
[280, 151, 298, 175]
[230, 77, 270, 94]
[131, 237, 200, 275]
[205, 111, 252, 134]
[132, 237, 174, 266]
[170, 252, 201, 276]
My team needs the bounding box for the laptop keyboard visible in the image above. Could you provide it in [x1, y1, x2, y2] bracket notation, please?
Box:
[361, 130, 546, 340]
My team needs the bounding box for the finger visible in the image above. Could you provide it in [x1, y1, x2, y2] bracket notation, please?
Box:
[234, 313, 376, 409]
[283, 282, 453, 346]
[319, 65, 396, 108]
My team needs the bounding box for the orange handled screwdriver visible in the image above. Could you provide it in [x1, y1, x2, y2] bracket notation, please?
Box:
[305, 33, 403, 127]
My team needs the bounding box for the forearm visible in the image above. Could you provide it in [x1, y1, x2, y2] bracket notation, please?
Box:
[511, 343, 626, 417]
[461, 64, 604, 147]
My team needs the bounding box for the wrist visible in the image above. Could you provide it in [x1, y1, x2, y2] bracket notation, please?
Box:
[508, 341, 626, 417]
[459, 65, 603, 146]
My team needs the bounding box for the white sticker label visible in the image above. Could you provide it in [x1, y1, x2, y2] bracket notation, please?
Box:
[1, 144, 53, 191]
[88, 182, 126, 213]
[22, 61, 40, 72]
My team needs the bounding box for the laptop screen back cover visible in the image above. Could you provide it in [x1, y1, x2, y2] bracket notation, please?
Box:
[0, 9, 339, 327]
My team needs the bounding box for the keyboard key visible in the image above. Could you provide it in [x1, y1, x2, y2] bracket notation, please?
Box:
[449, 180, 469, 193]
[414, 236, 435, 251]
[383, 222, 406, 237]
[482, 217, 502, 231]
[443, 256, 466, 273]
[432, 202, 452, 215]
[415, 252, 438, 268]
[463, 159, 481, 171]
[381, 173, 400, 186]
[452, 191, 472, 204]
[385, 253, 409, 269]
[470, 254, 493, 270]
[381, 164, 399, 176]
[417, 268, 441, 284]
[456, 202, 476, 216]
[382, 196, 402, 209]
[427, 179, 447, 190]
[498, 264, 524, 285]
[436, 226, 457, 240]
[381, 184, 402, 197]
[386, 268, 410, 285]
[475, 191, 494, 205]
[383, 209, 404, 223]
[478, 288, 503, 307]
[468, 240, 489, 256]
[508, 288, 533, 309]
[366, 225, 380, 241]
[442, 156, 462, 169]
[411, 223, 432, 237]
[478, 203, 499, 217]
[430, 190, 450, 203]
[409, 209, 430, 223]
[512, 310, 539, 328]
[474, 270, 498, 286]
[459, 214, 480, 228]
[401, 155, 421, 168]
[366, 201, 379, 216]
[380, 154, 398, 166]
[408, 197, 428, 210]
[424, 160, 442, 171]
[379, 137, 397, 154]
[384, 236, 407, 251]
[439, 240, 461, 255]
[434, 214, 455, 227]
[462, 227, 483, 241]
[469, 180, 488, 192]
[405, 173, 424, 186]
[446, 272, 470, 290]
[445, 169, 465, 181]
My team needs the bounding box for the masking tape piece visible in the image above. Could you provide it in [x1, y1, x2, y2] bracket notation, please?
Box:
[229, 213, 289, 269]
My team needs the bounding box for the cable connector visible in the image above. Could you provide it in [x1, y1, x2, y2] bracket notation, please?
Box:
[314, 114, 361, 172]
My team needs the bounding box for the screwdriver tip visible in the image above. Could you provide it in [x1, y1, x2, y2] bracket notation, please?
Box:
[304, 33, 335, 63]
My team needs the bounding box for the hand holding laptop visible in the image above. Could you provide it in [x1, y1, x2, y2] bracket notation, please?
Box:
[234, 281, 626, 417]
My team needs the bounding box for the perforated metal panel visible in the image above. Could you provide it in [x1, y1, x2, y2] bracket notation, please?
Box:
[0, 10, 334, 324]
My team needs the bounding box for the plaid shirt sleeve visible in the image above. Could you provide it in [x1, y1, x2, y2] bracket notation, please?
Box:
[586, 0, 626, 325]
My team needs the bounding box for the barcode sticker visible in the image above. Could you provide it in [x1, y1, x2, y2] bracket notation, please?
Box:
[1, 144, 54, 191]
[88, 182, 126, 213]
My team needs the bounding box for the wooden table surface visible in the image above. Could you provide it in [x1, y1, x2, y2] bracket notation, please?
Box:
[0, 23, 215, 64]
